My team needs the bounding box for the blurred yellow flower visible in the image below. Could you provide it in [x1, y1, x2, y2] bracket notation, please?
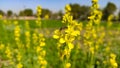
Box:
[59, 38, 65, 43]
[65, 63, 71, 68]
[53, 35, 59, 39]
[44, 14, 49, 20]
[0, 44, 4, 50]
[0, 14, 2, 18]
[17, 63, 23, 68]
[65, 4, 71, 12]
[68, 43, 74, 49]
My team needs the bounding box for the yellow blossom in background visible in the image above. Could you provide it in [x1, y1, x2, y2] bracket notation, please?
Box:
[109, 53, 118, 68]
[65, 63, 71, 68]
[25, 31, 31, 48]
[32, 32, 38, 44]
[0, 14, 2, 18]
[14, 25, 21, 42]
[108, 14, 114, 27]
[14, 20, 19, 25]
[44, 14, 49, 20]
[25, 21, 30, 30]
[89, 47, 94, 54]
[40, 42, 46, 46]
[5, 46, 12, 59]
[17, 63, 23, 68]
[36, 5, 42, 27]
[110, 53, 116, 59]
[16, 53, 22, 61]
[0, 43, 4, 50]
[65, 4, 71, 12]
[36, 46, 42, 53]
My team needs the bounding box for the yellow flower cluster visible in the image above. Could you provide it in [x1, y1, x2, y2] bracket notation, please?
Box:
[44, 14, 49, 20]
[65, 62, 71, 68]
[5, 46, 12, 59]
[107, 14, 113, 27]
[25, 31, 30, 48]
[89, 0, 102, 25]
[14, 21, 21, 44]
[0, 43, 4, 50]
[17, 63, 23, 68]
[53, 4, 83, 68]
[110, 53, 118, 68]
[35, 6, 47, 68]
[0, 14, 2, 18]
[16, 52, 23, 68]
[32, 32, 38, 45]
[5, 45, 14, 65]
[36, 6, 42, 27]
[84, 0, 102, 55]
[62, 5, 72, 24]
[37, 33, 47, 68]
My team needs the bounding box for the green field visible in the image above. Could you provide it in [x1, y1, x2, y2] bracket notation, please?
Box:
[0, 19, 120, 68]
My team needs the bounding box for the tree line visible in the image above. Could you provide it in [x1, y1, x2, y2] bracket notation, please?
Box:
[0, 2, 120, 21]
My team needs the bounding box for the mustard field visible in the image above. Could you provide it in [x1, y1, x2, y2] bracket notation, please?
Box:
[0, 0, 120, 68]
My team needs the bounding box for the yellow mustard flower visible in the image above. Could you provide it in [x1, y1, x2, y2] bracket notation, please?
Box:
[59, 38, 65, 44]
[65, 63, 71, 68]
[17, 63, 23, 68]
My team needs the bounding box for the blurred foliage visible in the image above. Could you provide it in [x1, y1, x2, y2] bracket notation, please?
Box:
[102, 2, 117, 20]
[41, 9, 52, 18]
[7, 10, 13, 17]
[70, 3, 90, 20]
[0, 10, 4, 16]
[19, 9, 33, 16]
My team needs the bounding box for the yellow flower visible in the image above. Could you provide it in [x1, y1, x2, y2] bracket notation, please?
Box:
[32, 33, 38, 44]
[14, 21, 18, 25]
[90, 47, 94, 54]
[36, 46, 42, 53]
[38, 56, 43, 60]
[65, 4, 71, 12]
[40, 42, 46, 46]
[41, 60, 47, 65]
[41, 50, 46, 56]
[25, 31, 30, 37]
[37, 6, 42, 15]
[110, 53, 118, 68]
[65, 63, 71, 68]
[17, 53, 22, 61]
[92, 0, 98, 2]
[53, 35, 59, 39]
[105, 47, 110, 52]
[59, 38, 65, 43]
[110, 59, 118, 67]
[5, 46, 12, 59]
[110, 53, 116, 59]
[17, 63, 23, 68]
[68, 43, 74, 49]
[0, 44, 4, 50]
[44, 14, 49, 20]
[0, 14, 2, 18]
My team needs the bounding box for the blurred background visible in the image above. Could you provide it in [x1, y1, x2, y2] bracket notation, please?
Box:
[0, 0, 120, 21]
